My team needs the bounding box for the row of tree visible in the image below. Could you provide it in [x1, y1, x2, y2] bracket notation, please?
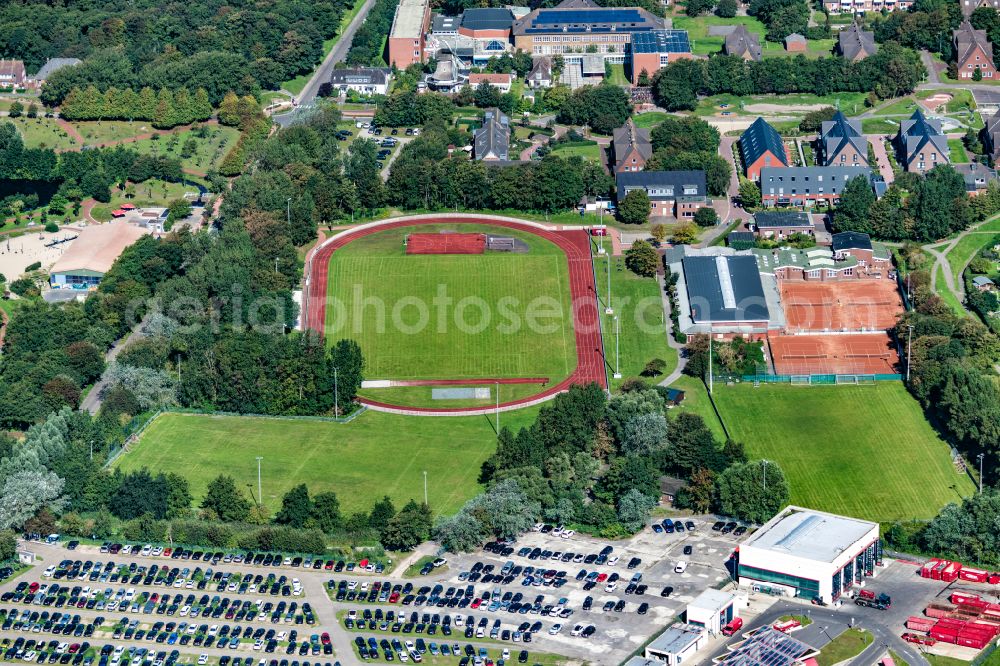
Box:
[652, 46, 925, 111]
[59, 86, 213, 129]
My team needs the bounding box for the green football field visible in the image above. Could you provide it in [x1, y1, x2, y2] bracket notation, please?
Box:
[118, 409, 538, 516]
[712, 383, 976, 522]
[325, 225, 576, 383]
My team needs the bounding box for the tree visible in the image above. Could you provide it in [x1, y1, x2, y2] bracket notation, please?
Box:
[669, 412, 726, 473]
[369, 496, 396, 532]
[8, 101, 23, 118]
[650, 223, 668, 244]
[693, 207, 719, 227]
[682, 468, 716, 513]
[381, 500, 433, 551]
[833, 174, 876, 234]
[671, 222, 700, 245]
[716, 459, 789, 523]
[329, 339, 364, 415]
[619, 413, 668, 455]
[642, 358, 666, 376]
[311, 492, 343, 533]
[599, 455, 659, 500]
[616, 488, 657, 532]
[275, 484, 312, 527]
[26, 103, 37, 119]
[717, 0, 738, 17]
[739, 180, 761, 209]
[166, 198, 192, 227]
[434, 512, 485, 552]
[0, 531, 16, 562]
[201, 475, 251, 522]
[625, 239, 659, 277]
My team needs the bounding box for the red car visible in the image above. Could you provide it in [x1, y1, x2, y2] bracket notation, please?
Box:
[28, 583, 39, 593]
[162, 548, 172, 557]
[471, 598, 482, 609]
[320, 633, 330, 645]
[68, 645, 80, 655]
[902, 633, 936, 646]
[388, 593, 400, 603]
[596, 574, 608, 583]
[324, 560, 335, 570]
[590, 227, 607, 236]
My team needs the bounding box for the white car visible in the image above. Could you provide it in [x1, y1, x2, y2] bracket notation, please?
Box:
[140, 545, 152, 556]
[571, 624, 585, 637]
[253, 640, 264, 651]
[548, 624, 562, 635]
[151, 547, 163, 556]
[198, 655, 209, 665]
[605, 581, 617, 592]
[501, 649, 510, 660]
[43, 566, 55, 578]
[607, 555, 619, 566]
[560, 530, 574, 539]
[674, 561, 688, 574]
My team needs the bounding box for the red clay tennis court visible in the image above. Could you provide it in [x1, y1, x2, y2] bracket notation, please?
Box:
[769, 333, 900, 375]
[779, 280, 904, 332]
[405, 233, 486, 255]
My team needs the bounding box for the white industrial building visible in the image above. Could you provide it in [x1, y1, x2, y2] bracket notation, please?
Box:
[644, 624, 707, 665]
[737, 506, 880, 604]
[687, 589, 738, 635]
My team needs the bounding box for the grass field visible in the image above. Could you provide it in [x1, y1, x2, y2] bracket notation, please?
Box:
[946, 230, 1000, 287]
[948, 138, 970, 163]
[90, 180, 198, 222]
[633, 112, 669, 129]
[672, 16, 766, 55]
[815, 629, 873, 666]
[712, 383, 976, 522]
[549, 140, 602, 161]
[594, 252, 675, 390]
[605, 63, 630, 86]
[326, 225, 576, 384]
[119, 409, 540, 516]
[124, 126, 240, 174]
[667, 375, 728, 442]
[7, 117, 80, 150]
[934, 263, 967, 317]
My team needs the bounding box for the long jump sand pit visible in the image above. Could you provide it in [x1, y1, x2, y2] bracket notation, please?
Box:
[779, 280, 904, 332]
[0, 228, 80, 282]
[769, 333, 901, 375]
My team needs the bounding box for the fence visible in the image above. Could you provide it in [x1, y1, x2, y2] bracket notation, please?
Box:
[709, 372, 903, 385]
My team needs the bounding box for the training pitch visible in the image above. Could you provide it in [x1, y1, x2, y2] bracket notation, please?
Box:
[712, 383, 976, 522]
[324, 224, 576, 384]
[118, 410, 537, 516]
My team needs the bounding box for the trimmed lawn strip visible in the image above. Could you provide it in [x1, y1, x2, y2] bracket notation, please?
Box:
[117, 409, 540, 516]
[357, 383, 545, 409]
[815, 629, 873, 666]
[948, 138, 969, 163]
[712, 384, 976, 522]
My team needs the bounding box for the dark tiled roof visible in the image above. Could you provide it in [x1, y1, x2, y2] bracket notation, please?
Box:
[753, 211, 811, 228]
[954, 20, 994, 68]
[820, 111, 867, 165]
[895, 109, 949, 166]
[329, 67, 390, 86]
[616, 170, 707, 200]
[838, 23, 877, 60]
[759, 166, 872, 197]
[612, 119, 652, 169]
[831, 231, 873, 251]
[683, 255, 770, 323]
[461, 8, 514, 31]
[724, 24, 761, 60]
[474, 108, 510, 161]
[739, 117, 789, 169]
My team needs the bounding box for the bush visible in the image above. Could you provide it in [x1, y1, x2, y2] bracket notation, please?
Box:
[44, 222, 58, 233]
[693, 207, 719, 227]
[25, 261, 41, 272]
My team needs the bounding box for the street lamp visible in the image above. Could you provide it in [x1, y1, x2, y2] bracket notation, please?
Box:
[978, 453, 985, 494]
[906, 324, 914, 383]
[255, 457, 263, 507]
[286, 198, 292, 226]
[334, 367, 339, 418]
[613, 315, 622, 379]
[605, 254, 613, 315]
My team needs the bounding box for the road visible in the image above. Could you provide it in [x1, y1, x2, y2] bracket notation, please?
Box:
[79, 314, 151, 415]
[924, 214, 1000, 313]
[272, 0, 379, 127]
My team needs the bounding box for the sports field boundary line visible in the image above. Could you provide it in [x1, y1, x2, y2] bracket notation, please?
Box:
[304, 214, 607, 416]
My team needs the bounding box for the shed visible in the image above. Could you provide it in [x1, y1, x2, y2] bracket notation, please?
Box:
[784, 33, 807, 51]
[659, 475, 686, 504]
[644, 624, 707, 665]
[973, 275, 996, 291]
[687, 589, 737, 634]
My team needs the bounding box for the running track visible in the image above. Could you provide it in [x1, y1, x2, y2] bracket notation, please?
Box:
[305, 216, 608, 415]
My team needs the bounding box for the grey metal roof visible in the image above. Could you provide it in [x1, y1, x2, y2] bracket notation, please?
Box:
[753, 211, 811, 228]
[461, 8, 514, 31]
[647, 624, 704, 655]
[682, 255, 769, 323]
[759, 165, 871, 197]
[954, 162, 998, 191]
[741, 506, 877, 564]
[727, 231, 756, 245]
[32, 57, 81, 80]
[432, 14, 460, 33]
[740, 118, 788, 169]
[474, 108, 510, 161]
[831, 231, 873, 251]
[512, 6, 664, 35]
[973, 276, 995, 287]
[616, 170, 706, 201]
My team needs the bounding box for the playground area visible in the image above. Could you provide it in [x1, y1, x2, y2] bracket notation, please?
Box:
[768, 332, 901, 375]
[0, 227, 80, 282]
[779, 280, 904, 332]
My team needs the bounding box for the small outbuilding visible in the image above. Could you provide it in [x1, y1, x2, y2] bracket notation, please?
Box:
[973, 275, 996, 291]
[687, 589, 738, 634]
[644, 624, 707, 665]
[784, 33, 807, 52]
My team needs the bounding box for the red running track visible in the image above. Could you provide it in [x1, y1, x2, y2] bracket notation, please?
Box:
[306, 217, 608, 414]
[390, 378, 549, 387]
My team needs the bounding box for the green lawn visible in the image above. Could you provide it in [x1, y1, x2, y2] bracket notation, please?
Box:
[124, 126, 240, 174]
[71, 120, 156, 145]
[325, 225, 576, 383]
[594, 253, 675, 390]
[90, 180, 198, 222]
[6, 117, 80, 150]
[550, 140, 602, 161]
[816, 629, 873, 666]
[605, 63, 630, 86]
[948, 138, 970, 163]
[118, 409, 539, 516]
[946, 230, 1000, 287]
[876, 97, 918, 116]
[633, 112, 669, 129]
[667, 374, 727, 442]
[934, 262, 967, 317]
[861, 118, 900, 135]
[712, 383, 976, 522]
[694, 92, 869, 118]
[672, 16, 766, 55]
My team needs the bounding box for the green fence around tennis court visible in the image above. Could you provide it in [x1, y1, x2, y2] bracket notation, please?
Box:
[709, 372, 903, 385]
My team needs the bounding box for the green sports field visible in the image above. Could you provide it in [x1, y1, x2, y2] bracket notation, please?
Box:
[712, 383, 975, 522]
[326, 225, 576, 388]
[118, 409, 538, 516]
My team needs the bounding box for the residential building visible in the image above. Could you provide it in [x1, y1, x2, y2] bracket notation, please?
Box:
[737, 506, 880, 604]
[825, 0, 913, 14]
[893, 109, 949, 173]
[954, 20, 996, 79]
[526, 56, 553, 88]
[818, 111, 868, 166]
[739, 117, 790, 180]
[784, 33, 807, 52]
[389, 0, 432, 68]
[29, 58, 81, 86]
[752, 211, 814, 239]
[473, 108, 510, 161]
[611, 119, 653, 173]
[837, 23, 877, 61]
[644, 625, 707, 665]
[468, 72, 513, 93]
[329, 68, 392, 95]
[973, 276, 996, 291]
[49, 223, 149, 290]
[759, 165, 873, 208]
[962, 0, 1000, 15]
[658, 476, 686, 505]
[630, 29, 692, 84]
[723, 25, 762, 61]
[615, 170, 708, 219]
[955, 162, 998, 193]
[981, 107, 1000, 163]
[687, 590, 738, 634]
[0, 59, 26, 88]
[511, 1, 666, 62]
